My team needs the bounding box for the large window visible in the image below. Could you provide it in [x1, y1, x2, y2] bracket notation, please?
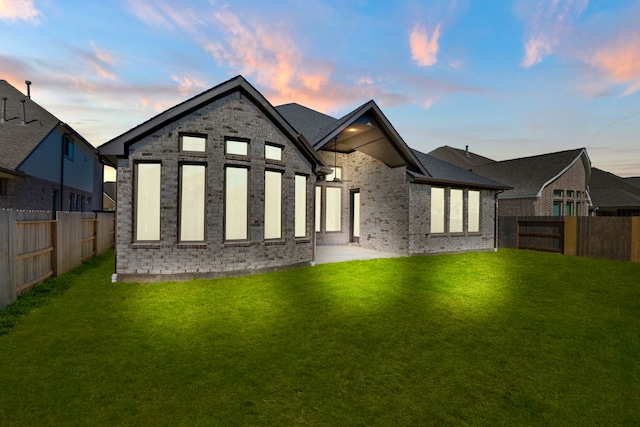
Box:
[430, 187, 445, 233]
[225, 167, 248, 240]
[325, 187, 341, 232]
[295, 175, 307, 237]
[450, 189, 463, 233]
[135, 163, 161, 241]
[553, 201, 563, 216]
[468, 190, 480, 233]
[180, 164, 206, 241]
[315, 186, 321, 232]
[264, 170, 282, 239]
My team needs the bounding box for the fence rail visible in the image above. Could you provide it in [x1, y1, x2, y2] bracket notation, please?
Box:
[0, 210, 115, 308]
[499, 216, 640, 263]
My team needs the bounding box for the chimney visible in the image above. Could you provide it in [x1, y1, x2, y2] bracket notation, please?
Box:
[20, 99, 26, 125]
[1, 97, 6, 123]
[465, 145, 469, 157]
[26, 80, 32, 99]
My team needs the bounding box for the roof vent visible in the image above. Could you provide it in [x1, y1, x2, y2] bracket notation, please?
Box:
[1, 97, 6, 123]
[26, 80, 32, 99]
[465, 145, 469, 157]
[20, 99, 26, 125]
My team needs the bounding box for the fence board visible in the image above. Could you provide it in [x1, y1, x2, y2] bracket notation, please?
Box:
[578, 217, 631, 261]
[0, 210, 17, 307]
[56, 212, 84, 276]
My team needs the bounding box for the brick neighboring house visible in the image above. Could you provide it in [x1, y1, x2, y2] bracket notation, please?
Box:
[429, 146, 592, 216]
[0, 80, 104, 215]
[590, 168, 640, 216]
[99, 75, 508, 282]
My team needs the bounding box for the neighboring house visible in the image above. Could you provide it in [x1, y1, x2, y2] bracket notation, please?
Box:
[429, 146, 592, 217]
[103, 181, 116, 211]
[589, 168, 640, 216]
[99, 75, 508, 282]
[0, 80, 104, 215]
[625, 177, 640, 190]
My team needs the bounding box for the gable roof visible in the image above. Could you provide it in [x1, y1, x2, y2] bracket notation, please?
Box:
[590, 168, 640, 209]
[410, 149, 509, 190]
[624, 177, 640, 190]
[0, 80, 60, 173]
[470, 148, 590, 198]
[99, 75, 328, 173]
[0, 80, 99, 175]
[277, 100, 427, 174]
[428, 145, 496, 169]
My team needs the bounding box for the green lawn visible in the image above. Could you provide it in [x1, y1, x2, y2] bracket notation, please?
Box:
[1, 249, 639, 426]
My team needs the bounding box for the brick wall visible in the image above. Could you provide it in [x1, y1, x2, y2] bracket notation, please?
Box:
[115, 91, 317, 281]
[408, 185, 497, 254]
[315, 150, 410, 255]
[0, 175, 93, 213]
[539, 160, 588, 216]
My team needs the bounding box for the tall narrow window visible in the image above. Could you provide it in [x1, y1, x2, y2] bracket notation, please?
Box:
[325, 187, 341, 232]
[264, 170, 282, 239]
[180, 164, 206, 241]
[315, 186, 322, 232]
[225, 167, 248, 240]
[450, 189, 463, 233]
[566, 201, 573, 216]
[64, 137, 74, 160]
[553, 201, 563, 216]
[468, 190, 480, 233]
[295, 175, 307, 238]
[430, 187, 445, 233]
[135, 163, 161, 241]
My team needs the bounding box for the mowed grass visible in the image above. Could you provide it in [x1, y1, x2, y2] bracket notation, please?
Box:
[1, 249, 639, 426]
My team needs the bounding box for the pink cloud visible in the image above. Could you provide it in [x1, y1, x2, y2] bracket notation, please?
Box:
[518, 0, 588, 67]
[410, 23, 441, 67]
[586, 37, 640, 96]
[0, 0, 41, 23]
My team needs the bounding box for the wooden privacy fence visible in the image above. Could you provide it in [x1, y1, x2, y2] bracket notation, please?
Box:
[0, 210, 115, 308]
[499, 216, 640, 263]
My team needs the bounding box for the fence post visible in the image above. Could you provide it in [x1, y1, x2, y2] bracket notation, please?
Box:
[632, 217, 640, 263]
[564, 216, 578, 256]
[0, 210, 17, 308]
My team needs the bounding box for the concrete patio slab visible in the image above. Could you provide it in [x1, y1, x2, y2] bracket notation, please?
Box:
[314, 245, 401, 265]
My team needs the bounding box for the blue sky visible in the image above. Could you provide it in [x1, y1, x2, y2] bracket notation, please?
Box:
[1, 0, 639, 179]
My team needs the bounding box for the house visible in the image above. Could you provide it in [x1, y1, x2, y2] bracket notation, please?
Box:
[103, 181, 116, 211]
[0, 80, 104, 215]
[625, 177, 640, 190]
[589, 168, 640, 216]
[429, 146, 592, 217]
[99, 75, 508, 282]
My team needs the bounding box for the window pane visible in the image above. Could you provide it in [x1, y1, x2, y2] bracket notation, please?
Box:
[315, 186, 321, 232]
[468, 190, 480, 233]
[225, 167, 248, 240]
[353, 192, 360, 238]
[553, 190, 563, 198]
[295, 175, 307, 237]
[325, 187, 341, 231]
[430, 187, 444, 233]
[265, 171, 282, 239]
[180, 164, 206, 241]
[450, 189, 463, 233]
[566, 201, 573, 216]
[226, 140, 248, 156]
[326, 167, 342, 182]
[181, 135, 206, 152]
[265, 144, 283, 161]
[136, 163, 161, 241]
[553, 201, 563, 216]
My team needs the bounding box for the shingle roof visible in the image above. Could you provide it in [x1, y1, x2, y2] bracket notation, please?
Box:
[0, 80, 59, 171]
[624, 177, 640, 190]
[275, 103, 337, 145]
[471, 148, 589, 198]
[428, 145, 496, 169]
[590, 168, 640, 208]
[411, 149, 508, 189]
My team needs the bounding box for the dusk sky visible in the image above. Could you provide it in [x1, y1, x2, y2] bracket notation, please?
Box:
[1, 0, 639, 180]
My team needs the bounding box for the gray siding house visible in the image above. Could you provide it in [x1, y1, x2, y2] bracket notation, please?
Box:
[99, 76, 507, 282]
[0, 80, 104, 214]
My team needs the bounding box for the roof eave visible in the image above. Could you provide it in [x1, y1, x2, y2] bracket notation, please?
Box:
[409, 172, 511, 191]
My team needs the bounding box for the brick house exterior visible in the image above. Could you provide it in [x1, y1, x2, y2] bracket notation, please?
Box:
[430, 146, 592, 217]
[0, 80, 104, 214]
[100, 76, 508, 282]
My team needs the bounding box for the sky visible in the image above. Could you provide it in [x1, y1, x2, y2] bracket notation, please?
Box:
[1, 0, 639, 180]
